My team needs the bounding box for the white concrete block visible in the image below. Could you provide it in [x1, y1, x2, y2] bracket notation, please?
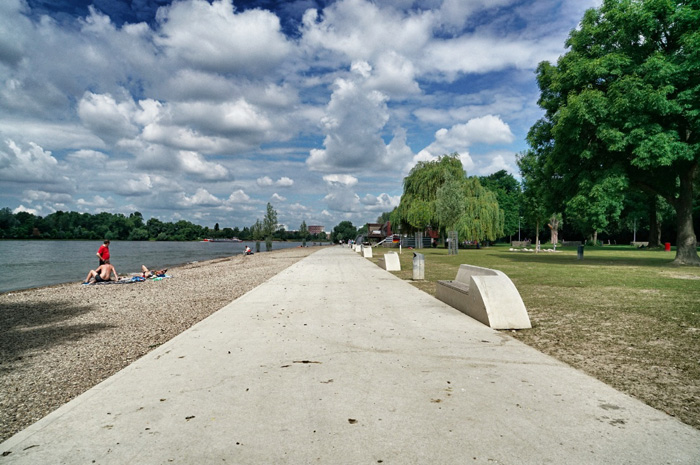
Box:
[380, 252, 401, 271]
[363, 246, 373, 258]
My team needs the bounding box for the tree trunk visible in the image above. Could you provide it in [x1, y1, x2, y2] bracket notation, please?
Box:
[648, 195, 661, 248]
[535, 219, 540, 253]
[592, 230, 598, 245]
[672, 167, 700, 265]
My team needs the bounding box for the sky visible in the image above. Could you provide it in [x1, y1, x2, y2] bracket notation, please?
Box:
[0, 0, 602, 232]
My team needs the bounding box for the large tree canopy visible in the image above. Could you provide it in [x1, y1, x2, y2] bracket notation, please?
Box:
[529, 0, 700, 264]
[393, 154, 504, 241]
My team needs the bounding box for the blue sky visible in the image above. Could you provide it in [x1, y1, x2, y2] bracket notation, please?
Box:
[0, 0, 600, 231]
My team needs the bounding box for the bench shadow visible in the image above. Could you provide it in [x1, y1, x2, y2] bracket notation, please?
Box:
[0, 300, 114, 370]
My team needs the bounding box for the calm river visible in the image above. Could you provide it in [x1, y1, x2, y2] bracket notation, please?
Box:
[0, 240, 306, 293]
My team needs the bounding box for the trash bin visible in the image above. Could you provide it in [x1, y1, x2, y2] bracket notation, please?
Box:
[577, 244, 584, 260]
[412, 252, 424, 280]
[665, 242, 671, 252]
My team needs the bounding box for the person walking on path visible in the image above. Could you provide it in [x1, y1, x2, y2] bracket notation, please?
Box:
[97, 240, 110, 265]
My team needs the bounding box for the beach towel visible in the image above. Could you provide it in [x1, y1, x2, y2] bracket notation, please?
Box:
[82, 276, 146, 285]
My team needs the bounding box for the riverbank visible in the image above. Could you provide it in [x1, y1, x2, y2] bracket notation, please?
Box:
[0, 240, 308, 293]
[0, 246, 320, 442]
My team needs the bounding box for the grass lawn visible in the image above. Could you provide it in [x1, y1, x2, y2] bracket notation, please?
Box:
[365, 244, 700, 430]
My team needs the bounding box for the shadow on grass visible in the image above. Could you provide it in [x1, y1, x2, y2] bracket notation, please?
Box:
[494, 250, 676, 268]
[0, 300, 114, 370]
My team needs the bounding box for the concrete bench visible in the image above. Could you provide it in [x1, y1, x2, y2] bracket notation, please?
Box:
[377, 252, 401, 271]
[436, 264, 531, 330]
[362, 246, 373, 258]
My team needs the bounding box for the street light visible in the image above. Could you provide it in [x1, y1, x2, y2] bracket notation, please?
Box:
[519, 216, 522, 241]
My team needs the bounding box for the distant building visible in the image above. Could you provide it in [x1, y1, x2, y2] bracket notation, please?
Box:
[308, 225, 324, 235]
[366, 223, 384, 240]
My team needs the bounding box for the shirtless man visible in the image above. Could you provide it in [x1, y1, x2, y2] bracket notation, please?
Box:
[84, 263, 119, 284]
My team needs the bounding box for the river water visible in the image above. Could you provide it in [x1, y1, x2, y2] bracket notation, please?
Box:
[0, 240, 306, 293]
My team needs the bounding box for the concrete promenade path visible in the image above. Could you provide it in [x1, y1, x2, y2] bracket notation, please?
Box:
[2, 246, 699, 464]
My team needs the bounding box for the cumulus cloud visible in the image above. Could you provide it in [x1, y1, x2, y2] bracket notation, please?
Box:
[474, 151, 518, 176]
[109, 174, 155, 196]
[257, 176, 274, 186]
[416, 115, 514, 165]
[277, 176, 294, 187]
[323, 191, 361, 213]
[13, 204, 40, 215]
[424, 35, 557, 77]
[177, 187, 222, 207]
[306, 68, 390, 172]
[258, 176, 295, 187]
[77, 195, 112, 209]
[65, 149, 110, 164]
[155, 0, 292, 76]
[271, 193, 286, 202]
[78, 91, 139, 143]
[323, 174, 358, 187]
[301, 0, 432, 64]
[21, 190, 72, 204]
[0, 139, 61, 183]
[227, 189, 251, 203]
[177, 151, 230, 181]
[360, 193, 400, 211]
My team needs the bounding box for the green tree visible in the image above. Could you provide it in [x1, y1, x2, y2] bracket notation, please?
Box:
[517, 150, 550, 247]
[394, 154, 503, 242]
[565, 169, 628, 244]
[127, 227, 150, 241]
[435, 173, 466, 231]
[0, 207, 19, 238]
[479, 170, 522, 240]
[376, 211, 392, 224]
[332, 221, 357, 243]
[251, 219, 263, 252]
[530, 0, 699, 264]
[459, 177, 504, 242]
[263, 203, 278, 251]
[299, 220, 309, 245]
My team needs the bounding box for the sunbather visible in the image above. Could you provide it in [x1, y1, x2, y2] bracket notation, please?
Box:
[84, 263, 119, 284]
[142, 265, 167, 278]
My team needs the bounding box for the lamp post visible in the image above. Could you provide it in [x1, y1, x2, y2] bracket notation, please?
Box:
[519, 216, 522, 241]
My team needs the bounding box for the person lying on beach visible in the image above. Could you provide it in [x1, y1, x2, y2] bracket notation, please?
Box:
[84, 263, 119, 284]
[142, 265, 167, 278]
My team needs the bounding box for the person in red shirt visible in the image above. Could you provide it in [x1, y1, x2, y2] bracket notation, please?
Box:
[97, 240, 110, 265]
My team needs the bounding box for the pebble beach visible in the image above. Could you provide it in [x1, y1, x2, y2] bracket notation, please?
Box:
[0, 246, 320, 442]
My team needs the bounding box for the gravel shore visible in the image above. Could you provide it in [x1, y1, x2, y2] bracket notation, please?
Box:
[0, 246, 320, 442]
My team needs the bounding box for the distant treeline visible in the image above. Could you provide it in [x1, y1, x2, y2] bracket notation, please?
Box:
[0, 208, 316, 242]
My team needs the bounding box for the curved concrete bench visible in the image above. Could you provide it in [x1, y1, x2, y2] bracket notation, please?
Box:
[436, 264, 531, 329]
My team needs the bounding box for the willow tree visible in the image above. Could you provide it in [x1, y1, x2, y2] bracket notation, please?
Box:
[458, 177, 504, 242]
[530, 0, 700, 264]
[393, 154, 504, 242]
